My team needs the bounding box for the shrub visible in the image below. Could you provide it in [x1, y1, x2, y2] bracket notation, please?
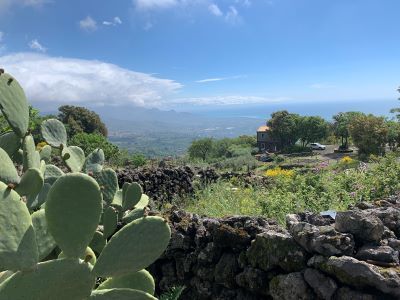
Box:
[69, 132, 120, 161]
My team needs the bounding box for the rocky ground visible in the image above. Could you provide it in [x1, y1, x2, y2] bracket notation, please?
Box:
[149, 195, 400, 299]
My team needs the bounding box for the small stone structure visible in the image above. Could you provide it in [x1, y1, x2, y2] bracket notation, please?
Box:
[149, 197, 400, 299]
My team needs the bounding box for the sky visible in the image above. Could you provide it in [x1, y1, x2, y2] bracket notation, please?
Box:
[0, 0, 399, 112]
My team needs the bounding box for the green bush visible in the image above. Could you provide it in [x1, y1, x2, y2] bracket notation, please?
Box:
[69, 132, 120, 161]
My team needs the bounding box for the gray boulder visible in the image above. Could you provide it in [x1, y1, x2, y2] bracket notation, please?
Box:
[304, 268, 338, 300]
[235, 267, 270, 296]
[333, 287, 380, 300]
[291, 222, 355, 256]
[365, 207, 400, 237]
[335, 210, 384, 243]
[247, 230, 307, 272]
[308, 255, 400, 298]
[269, 272, 315, 300]
[214, 253, 239, 288]
[356, 245, 399, 265]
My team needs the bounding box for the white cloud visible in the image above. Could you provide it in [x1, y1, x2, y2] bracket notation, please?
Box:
[103, 16, 122, 26]
[235, 0, 251, 7]
[133, 0, 179, 10]
[196, 77, 225, 83]
[170, 95, 290, 106]
[0, 0, 51, 13]
[79, 16, 97, 32]
[225, 6, 241, 24]
[0, 53, 182, 108]
[28, 39, 46, 52]
[208, 3, 222, 16]
[196, 75, 247, 83]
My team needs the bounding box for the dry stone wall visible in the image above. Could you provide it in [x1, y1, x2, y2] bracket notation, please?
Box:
[149, 197, 400, 300]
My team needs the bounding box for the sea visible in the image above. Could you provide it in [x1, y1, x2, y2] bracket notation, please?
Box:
[180, 99, 398, 121]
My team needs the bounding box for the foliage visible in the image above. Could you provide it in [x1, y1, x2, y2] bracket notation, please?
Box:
[267, 110, 300, 149]
[348, 114, 388, 158]
[69, 132, 120, 161]
[386, 120, 400, 150]
[58, 105, 108, 138]
[213, 154, 260, 172]
[297, 116, 329, 147]
[389, 86, 400, 120]
[188, 136, 256, 162]
[188, 138, 214, 161]
[0, 72, 170, 299]
[332, 111, 363, 149]
[184, 154, 400, 224]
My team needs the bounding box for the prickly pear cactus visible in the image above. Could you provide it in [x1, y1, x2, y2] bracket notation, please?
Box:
[0, 72, 29, 137]
[41, 119, 67, 148]
[0, 72, 171, 300]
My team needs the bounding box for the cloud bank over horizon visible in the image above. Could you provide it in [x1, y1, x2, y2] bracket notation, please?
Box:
[0, 52, 293, 109]
[0, 52, 182, 108]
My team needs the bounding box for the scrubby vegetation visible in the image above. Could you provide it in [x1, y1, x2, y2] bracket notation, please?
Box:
[183, 154, 400, 224]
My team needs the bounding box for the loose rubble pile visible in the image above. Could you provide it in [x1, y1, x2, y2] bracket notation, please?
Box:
[116, 166, 195, 204]
[150, 197, 400, 299]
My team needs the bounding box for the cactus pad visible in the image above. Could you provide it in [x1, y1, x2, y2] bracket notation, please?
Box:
[0, 258, 95, 300]
[122, 208, 144, 223]
[93, 216, 171, 277]
[0, 131, 21, 157]
[62, 146, 85, 172]
[112, 189, 123, 207]
[103, 206, 118, 239]
[15, 168, 44, 199]
[89, 231, 106, 256]
[39, 145, 52, 163]
[89, 288, 157, 300]
[0, 181, 38, 271]
[31, 209, 56, 261]
[41, 119, 67, 148]
[84, 148, 105, 173]
[98, 269, 155, 295]
[122, 182, 142, 211]
[45, 173, 102, 258]
[22, 135, 40, 171]
[44, 164, 64, 185]
[0, 73, 29, 137]
[93, 168, 118, 205]
[0, 147, 20, 185]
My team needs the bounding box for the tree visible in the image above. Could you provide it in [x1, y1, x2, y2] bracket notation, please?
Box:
[58, 105, 108, 137]
[188, 138, 214, 161]
[69, 133, 119, 161]
[348, 114, 388, 158]
[386, 120, 400, 150]
[298, 116, 329, 147]
[267, 110, 300, 150]
[332, 112, 363, 149]
[390, 86, 400, 120]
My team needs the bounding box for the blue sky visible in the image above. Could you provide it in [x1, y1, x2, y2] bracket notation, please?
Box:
[0, 0, 399, 111]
